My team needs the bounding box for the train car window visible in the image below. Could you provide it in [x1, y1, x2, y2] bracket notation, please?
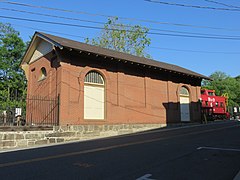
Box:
[216, 102, 219, 107]
[220, 102, 223, 107]
[208, 92, 214, 96]
[206, 101, 208, 106]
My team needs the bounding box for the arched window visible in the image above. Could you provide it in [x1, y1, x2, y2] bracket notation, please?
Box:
[84, 71, 105, 120]
[39, 67, 47, 81]
[84, 71, 104, 85]
[179, 86, 189, 96]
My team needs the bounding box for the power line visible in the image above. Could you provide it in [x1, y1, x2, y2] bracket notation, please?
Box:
[1, 1, 239, 56]
[0, 7, 105, 26]
[2, 7, 240, 38]
[8, 23, 240, 55]
[204, 0, 240, 9]
[0, 15, 103, 30]
[150, 46, 240, 54]
[1, 0, 240, 31]
[1, 15, 240, 40]
[145, 0, 240, 11]
[0, 0, 117, 18]
[12, 23, 86, 40]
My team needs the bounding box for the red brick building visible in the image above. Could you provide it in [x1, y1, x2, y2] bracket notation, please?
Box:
[21, 32, 210, 126]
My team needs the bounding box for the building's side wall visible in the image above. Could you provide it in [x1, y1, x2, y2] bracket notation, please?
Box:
[27, 52, 60, 97]
[57, 50, 201, 125]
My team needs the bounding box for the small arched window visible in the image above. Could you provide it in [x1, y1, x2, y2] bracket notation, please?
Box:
[84, 71, 104, 85]
[179, 86, 189, 96]
[39, 67, 47, 81]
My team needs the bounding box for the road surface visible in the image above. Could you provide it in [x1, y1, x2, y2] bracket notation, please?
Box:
[0, 121, 240, 180]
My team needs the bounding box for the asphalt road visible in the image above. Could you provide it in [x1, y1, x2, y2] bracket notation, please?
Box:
[0, 121, 240, 180]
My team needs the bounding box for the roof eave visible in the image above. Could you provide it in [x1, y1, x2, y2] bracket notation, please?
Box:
[36, 32, 63, 49]
[62, 46, 211, 81]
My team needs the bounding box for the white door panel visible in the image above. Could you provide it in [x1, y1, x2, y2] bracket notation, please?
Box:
[84, 85, 104, 119]
[180, 96, 190, 122]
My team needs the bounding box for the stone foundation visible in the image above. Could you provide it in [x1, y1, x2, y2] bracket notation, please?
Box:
[0, 124, 166, 150]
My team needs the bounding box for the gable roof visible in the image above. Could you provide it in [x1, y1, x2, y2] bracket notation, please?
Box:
[22, 32, 211, 80]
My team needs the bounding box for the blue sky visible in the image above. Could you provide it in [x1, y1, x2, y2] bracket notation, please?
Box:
[0, 0, 239, 77]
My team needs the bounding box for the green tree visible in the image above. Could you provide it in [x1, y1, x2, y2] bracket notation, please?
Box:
[0, 22, 26, 110]
[209, 71, 229, 81]
[202, 71, 240, 106]
[235, 75, 240, 82]
[85, 17, 151, 58]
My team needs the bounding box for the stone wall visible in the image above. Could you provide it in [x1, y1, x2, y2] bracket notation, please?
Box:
[0, 124, 166, 151]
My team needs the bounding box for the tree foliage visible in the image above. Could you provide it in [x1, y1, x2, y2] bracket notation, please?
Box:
[236, 75, 240, 81]
[202, 71, 240, 106]
[85, 17, 151, 58]
[0, 22, 26, 110]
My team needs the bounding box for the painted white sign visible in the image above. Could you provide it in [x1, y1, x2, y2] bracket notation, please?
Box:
[2, 110, 7, 116]
[208, 97, 215, 102]
[15, 108, 22, 117]
[234, 107, 237, 113]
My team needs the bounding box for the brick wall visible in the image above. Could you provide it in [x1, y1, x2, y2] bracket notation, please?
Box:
[26, 49, 202, 126]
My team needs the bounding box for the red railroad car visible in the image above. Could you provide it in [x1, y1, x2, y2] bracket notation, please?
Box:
[200, 89, 229, 120]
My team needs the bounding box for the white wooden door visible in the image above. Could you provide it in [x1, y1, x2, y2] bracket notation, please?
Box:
[84, 85, 104, 119]
[180, 96, 190, 122]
